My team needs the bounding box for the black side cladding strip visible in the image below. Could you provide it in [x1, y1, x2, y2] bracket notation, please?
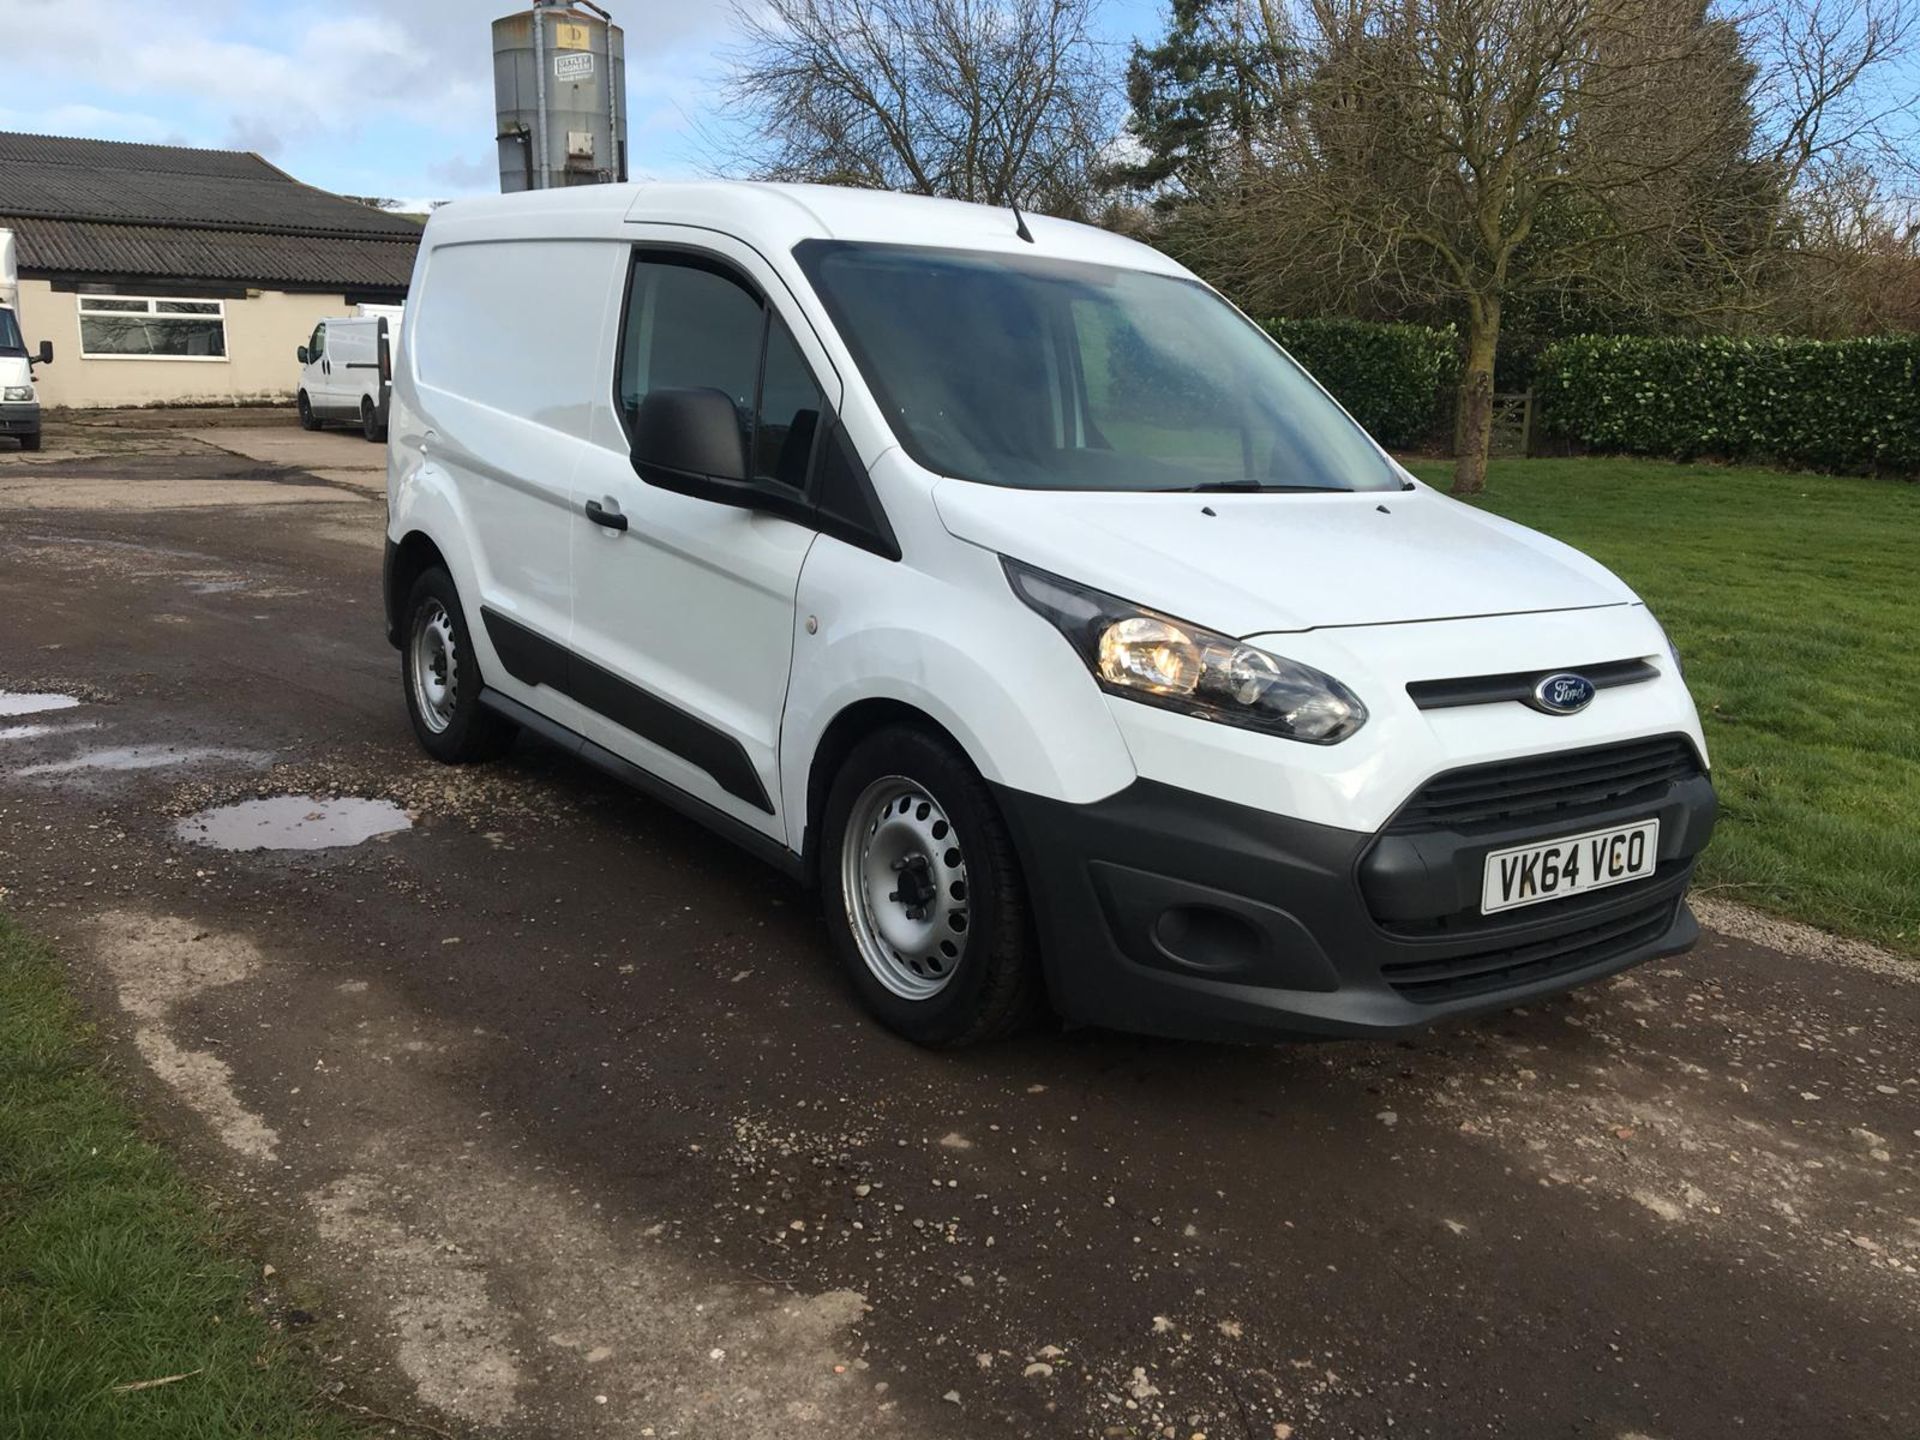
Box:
[480, 608, 774, 814]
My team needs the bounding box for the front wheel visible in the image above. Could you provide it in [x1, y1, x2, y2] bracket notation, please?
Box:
[18, 432, 40, 453]
[297, 391, 320, 431]
[821, 726, 1042, 1047]
[400, 567, 516, 763]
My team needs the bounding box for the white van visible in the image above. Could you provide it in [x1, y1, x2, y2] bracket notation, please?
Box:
[384, 183, 1717, 1046]
[0, 231, 53, 451]
[296, 313, 399, 440]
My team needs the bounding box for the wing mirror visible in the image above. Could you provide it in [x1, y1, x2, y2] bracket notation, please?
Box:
[630, 390, 901, 561]
[32, 340, 52, 367]
[296, 345, 309, 365]
[631, 386, 814, 524]
[631, 387, 749, 484]
[630, 387, 816, 524]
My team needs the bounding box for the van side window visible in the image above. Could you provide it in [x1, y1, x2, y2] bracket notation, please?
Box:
[756, 319, 823, 489]
[621, 260, 762, 470]
[309, 323, 326, 359]
[619, 254, 824, 492]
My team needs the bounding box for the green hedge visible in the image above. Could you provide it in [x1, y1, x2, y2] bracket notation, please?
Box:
[1538, 334, 1920, 475]
[1265, 317, 1458, 449]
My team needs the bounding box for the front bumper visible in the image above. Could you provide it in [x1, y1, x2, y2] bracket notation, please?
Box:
[0, 401, 40, 437]
[993, 742, 1717, 1042]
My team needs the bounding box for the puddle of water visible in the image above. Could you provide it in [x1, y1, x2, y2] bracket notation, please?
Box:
[0, 692, 81, 717]
[175, 795, 413, 852]
[186, 579, 248, 594]
[0, 721, 101, 742]
[19, 745, 269, 777]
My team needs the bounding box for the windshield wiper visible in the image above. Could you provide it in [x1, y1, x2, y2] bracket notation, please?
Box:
[1162, 480, 1354, 494]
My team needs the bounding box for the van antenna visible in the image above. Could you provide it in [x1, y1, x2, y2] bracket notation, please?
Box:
[1009, 199, 1035, 244]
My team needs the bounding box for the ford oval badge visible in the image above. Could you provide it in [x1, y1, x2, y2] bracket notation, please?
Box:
[1531, 672, 1596, 715]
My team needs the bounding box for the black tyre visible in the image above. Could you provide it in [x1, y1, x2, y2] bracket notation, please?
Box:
[400, 566, 516, 763]
[18, 432, 40, 452]
[360, 398, 384, 442]
[297, 391, 321, 430]
[821, 726, 1042, 1047]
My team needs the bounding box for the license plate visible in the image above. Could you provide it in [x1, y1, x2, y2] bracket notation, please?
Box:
[1481, 819, 1660, 914]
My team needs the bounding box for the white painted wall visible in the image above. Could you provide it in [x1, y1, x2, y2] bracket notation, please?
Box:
[14, 280, 362, 409]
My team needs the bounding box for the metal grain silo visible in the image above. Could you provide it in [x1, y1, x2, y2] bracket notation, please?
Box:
[493, 1, 628, 193]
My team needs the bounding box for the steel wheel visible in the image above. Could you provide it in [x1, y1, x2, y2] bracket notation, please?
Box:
[841, 775, 971, 1000]
[408, 598, 458, 736]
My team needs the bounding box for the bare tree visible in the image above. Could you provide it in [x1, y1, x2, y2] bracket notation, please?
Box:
[723, 0, 1118, 216]
[1742, 0, 1920, 331]
[1151, 0, 1914, 494]
[1271, 0, 1790, 493]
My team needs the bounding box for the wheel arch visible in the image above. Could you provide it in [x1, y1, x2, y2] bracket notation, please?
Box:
[801, 697, 974, 883]
[384, 529, 449, 648]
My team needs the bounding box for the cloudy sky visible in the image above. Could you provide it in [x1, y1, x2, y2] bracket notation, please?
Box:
[0, 0, 1163, 205]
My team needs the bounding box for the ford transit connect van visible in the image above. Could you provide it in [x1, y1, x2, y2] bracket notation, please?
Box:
[385, 183, 1716, 1047]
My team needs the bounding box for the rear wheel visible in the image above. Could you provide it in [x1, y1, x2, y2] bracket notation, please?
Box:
[297, 391, 320, 431]
[400, 566, 515, 763]
[360, 397, 384, 442]
[822, 726, 1041, 1047]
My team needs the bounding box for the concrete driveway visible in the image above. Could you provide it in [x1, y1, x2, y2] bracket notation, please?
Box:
[0, 434, 1915, 1439]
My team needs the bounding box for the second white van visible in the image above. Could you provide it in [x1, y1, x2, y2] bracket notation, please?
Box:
[297, 313, 400, 440]
[384, 183, 1717, 1047]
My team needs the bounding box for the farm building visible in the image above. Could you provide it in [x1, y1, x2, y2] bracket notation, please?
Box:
[0, 131, 419, 409]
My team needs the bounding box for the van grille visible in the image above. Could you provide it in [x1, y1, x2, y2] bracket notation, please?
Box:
[1380, 895, 1680, 1004]
[1386, 736, 1701, 835]
[1406, 657, 1658, 711]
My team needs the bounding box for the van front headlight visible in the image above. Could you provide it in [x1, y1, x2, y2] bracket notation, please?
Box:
[2, 386, 32, 402]
[1003, 557, 1367, 744]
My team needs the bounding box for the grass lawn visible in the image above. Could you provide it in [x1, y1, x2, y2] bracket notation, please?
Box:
[0, 916, 357, 1439]
[1406, 456, 1919, 957]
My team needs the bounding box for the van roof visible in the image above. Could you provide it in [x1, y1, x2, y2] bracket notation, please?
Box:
[420, 181, 1189, 277]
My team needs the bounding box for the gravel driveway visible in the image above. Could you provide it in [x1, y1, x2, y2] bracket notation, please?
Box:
[1, 426, 1914, 1439]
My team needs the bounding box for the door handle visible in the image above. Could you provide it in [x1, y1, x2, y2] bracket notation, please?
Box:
[584, 499, 628, 532]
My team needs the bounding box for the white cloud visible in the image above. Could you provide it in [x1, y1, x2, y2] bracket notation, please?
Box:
[1, 0, 744, 191]
[427, 151, 498, 189]
[0, 102, 181, 142]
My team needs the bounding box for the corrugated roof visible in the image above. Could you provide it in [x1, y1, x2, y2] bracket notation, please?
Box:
[0, 132, 423, 237]
[0, 132, 289, 180]
[0, 130, 420, 291]
[4, 218, 417, 290]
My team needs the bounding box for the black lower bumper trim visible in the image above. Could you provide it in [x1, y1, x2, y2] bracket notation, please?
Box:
[991, 773, 1714, 1043]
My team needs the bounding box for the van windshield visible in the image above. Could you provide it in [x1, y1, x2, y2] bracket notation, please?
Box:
[795, 240, 1402, 494]
[0, 308, 23, 355]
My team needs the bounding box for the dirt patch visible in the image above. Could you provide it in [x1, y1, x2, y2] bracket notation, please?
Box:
[311, 1172, 524, 1428]
[0, 477, 368, 510]
[1693, 895, 1916, 984]
[1424, 971, 1920, 1289]
[18, 744, 270, 779]
[87, 910, 280, 1163]
[302, 1127, 885, 1438]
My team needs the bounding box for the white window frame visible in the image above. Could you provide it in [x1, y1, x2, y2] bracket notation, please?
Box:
[76, 294, 230, 363]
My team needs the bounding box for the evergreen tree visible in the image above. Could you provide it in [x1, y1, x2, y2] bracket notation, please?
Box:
[1100, 0, 1294, 208]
